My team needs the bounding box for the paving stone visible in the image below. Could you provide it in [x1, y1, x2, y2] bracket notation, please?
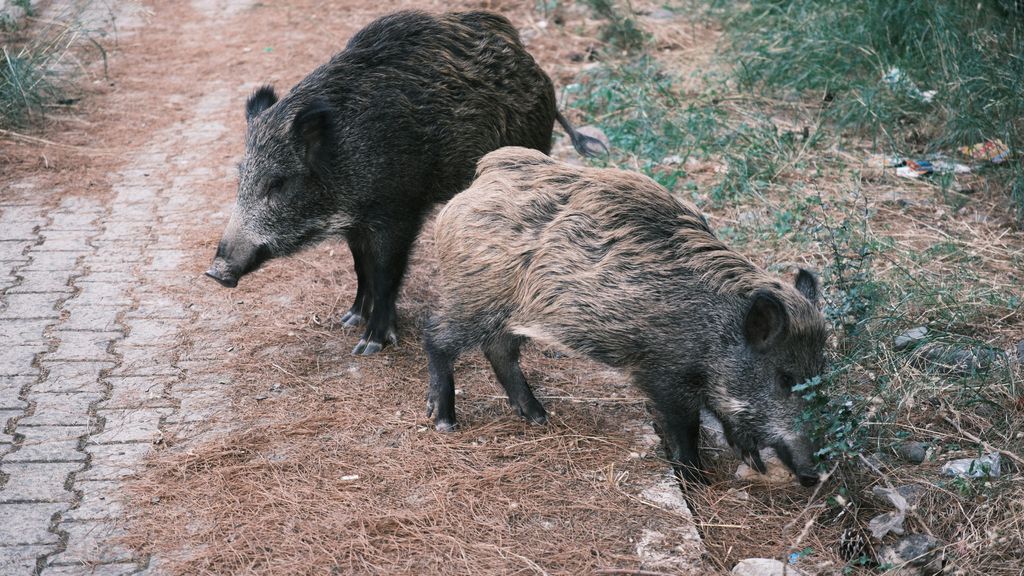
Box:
[100, 377, 174, 409]
[0, 462, 80, 502]
[0, 220, 40, 241]
[141, 250, 186, 272]
[47, 520, 135, 565]
[43, 212, 101, 231]
[46, 332, 121, 363]
[5, 426, 90, 462]
[61, 481, 122, 522]
[124, 295, 189, 319]
[163, 388, 225, 424]
[20, 251, 86, 272]
[0, 346, 48, 376]
[5, 271, 77, 294]
[0, 377, 32, 409]
[59, 304, 121, 332]
[42, 562, 142, 576]
[19, 394, 102, 427]
[35, 362, 114, 394]
[35, 236, 94, 252]
[0, 544, 53, 574]
[0, 319, 54, 347]
[1, 408, 23, 428]
[73, 283, 133, 307]
[0, 239, 34, 261]
[0, 502, 67, 544]
[92, 224, 151, 243]
[122, 318, 180, 346]
[76, 444, 152, 481]
[91, 408, 170, 444]
[0, 293, 62, 319]
[74, 271, 136, 285]
[107, 346, 178, 377]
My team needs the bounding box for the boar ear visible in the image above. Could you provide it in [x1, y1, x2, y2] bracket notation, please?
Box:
[744, 290, 788, 350]
[292, 99, 334, 170]
[246, 85, 277, 123]
[794, 268, 820, 306]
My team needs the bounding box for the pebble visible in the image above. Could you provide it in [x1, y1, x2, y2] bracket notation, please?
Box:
[894, 327, 927, 351]
[896, 441, 929, 464]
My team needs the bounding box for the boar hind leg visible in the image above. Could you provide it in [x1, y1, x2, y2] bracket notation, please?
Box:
[352, 224, 418, 355]
[424, 318, 469, 432]
[340, 232, 371, 327]
[483, 334, 547, 425]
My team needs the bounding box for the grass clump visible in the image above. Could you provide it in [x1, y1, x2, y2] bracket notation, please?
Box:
[581, 0, 649, 52]
[0, 1, 105, 128]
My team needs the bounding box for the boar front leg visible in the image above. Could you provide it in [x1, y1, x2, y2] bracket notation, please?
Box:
[340, 231, 371, 328]
[642, 376, 706, 485]
[351, 223, 416, 355]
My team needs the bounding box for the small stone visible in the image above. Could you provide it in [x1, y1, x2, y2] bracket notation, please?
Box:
[340, 474, 359, 482]
[941, 452, 1000, 478]
[894, 327, 927, 351]
[894, 484, 926, 507]
[731, 558, 807, 576]
[648, 8, 677, 20]
[896, 442, 929, 464]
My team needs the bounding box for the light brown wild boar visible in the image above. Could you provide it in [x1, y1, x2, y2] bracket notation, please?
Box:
[424, 147, 828, 486]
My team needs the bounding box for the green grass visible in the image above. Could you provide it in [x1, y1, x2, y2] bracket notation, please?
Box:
[708, 0, 1024, 219]
[1, 1, 105, 129]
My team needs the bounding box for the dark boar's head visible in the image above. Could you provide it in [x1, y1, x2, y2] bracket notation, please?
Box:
[206, 86, 342, 288]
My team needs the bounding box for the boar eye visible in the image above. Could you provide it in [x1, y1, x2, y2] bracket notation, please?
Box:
[265, 177, 285, 197]
[779, 373, 796, 394]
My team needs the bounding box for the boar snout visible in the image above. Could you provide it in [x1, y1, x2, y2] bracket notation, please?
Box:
[205, 236, 270, 288]
[773, 437, 820, 487]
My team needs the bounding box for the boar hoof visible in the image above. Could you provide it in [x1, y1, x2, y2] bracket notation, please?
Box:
[516, 406, 548, 425]
[352, 339, 383, 355]
[340, 310, 364, 327]
[435, 419, 458, 432]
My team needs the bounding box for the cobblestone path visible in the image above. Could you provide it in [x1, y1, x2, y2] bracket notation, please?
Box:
[0, 84, 239, 574]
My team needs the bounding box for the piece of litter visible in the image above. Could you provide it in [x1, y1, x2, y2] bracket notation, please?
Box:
[868, 486, 910, 539]
[932, 160, 971, 174]
[341, 474, 359, 481]
[941, 452, 1001, 478]
[959, 139, 1010, 163]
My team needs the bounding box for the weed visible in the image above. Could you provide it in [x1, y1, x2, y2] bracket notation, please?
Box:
[581, 0, 648, 52]
[0, 1, 105, 128]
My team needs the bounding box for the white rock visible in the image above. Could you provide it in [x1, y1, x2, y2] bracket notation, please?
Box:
[731, 557, 807, 576]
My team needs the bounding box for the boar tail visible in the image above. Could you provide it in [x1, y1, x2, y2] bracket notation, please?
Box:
[555, 110, 608, 158]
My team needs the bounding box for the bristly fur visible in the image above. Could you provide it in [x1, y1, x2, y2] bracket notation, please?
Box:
[425, 147, 829, 486]
[213, 11, 599, 355]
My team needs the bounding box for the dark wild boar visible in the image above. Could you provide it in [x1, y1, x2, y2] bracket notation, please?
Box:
[424, 147, 828, 486]
[205, 10, 605, 355]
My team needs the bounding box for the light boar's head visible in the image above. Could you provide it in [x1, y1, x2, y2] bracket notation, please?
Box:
[206, 86, 343, 288]
[706, 269, 828, 487]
